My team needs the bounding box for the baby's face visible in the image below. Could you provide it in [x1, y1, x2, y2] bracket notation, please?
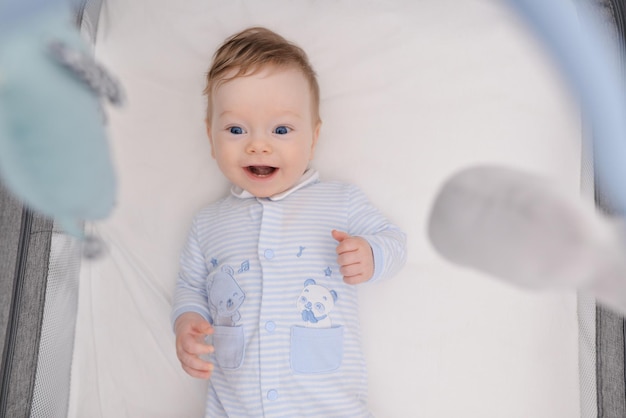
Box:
[207, 66, 320, 198]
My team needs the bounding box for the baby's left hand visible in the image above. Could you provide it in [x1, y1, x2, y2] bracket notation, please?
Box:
[332, 229, 374, 285]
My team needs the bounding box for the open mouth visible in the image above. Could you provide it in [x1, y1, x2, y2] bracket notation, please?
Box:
[247, 166, 277, 178]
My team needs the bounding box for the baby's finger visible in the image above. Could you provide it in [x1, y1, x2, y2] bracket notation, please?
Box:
[336, 238, 358, 255]
[340, 263, 362, 279]
[332, 229, 350, 243]
[337, 250, 360, 267]
[191, 320, 214, 335]
[179, 349, 214, 372]
[182, 362, 214, 380]
[343, 273, 367, 285]
[179, 336, 214, 357]
[192, 341, 215, 356]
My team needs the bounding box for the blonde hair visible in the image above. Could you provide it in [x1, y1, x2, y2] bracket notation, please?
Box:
[203, 27, 320, 124]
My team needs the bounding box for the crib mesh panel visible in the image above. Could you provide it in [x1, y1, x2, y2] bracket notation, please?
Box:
[29, 228, 81, 418]
[579, 295, 598, 418]
[0, 184, 23, 415]
[584, 0, 626, 417]
[27, 2, 104, 417]
[0, 186, 52, 418]
[578, 112, 597, 418]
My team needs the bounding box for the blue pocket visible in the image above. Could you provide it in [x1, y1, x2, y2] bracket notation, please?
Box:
[212, 325, 245, 370]
[290, 325, 344, 374]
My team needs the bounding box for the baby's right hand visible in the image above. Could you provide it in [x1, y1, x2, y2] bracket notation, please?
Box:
[174, 312, 215, 379]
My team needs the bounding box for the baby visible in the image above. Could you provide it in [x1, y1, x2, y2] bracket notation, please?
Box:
[172, 26, 406, 417]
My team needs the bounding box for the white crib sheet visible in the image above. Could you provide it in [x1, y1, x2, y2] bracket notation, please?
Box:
[69, 1, 582, 417]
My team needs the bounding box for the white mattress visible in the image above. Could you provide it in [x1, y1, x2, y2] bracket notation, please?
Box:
[69, 1, 582, 416]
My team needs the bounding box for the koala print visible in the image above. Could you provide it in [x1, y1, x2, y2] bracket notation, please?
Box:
[209, 265, 246, 326]
[296, 279, 338, 328]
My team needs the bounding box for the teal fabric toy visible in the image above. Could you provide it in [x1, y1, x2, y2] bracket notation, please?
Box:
[0, 0, 120, 235]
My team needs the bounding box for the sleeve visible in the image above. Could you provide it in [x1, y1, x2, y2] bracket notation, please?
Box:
[347, 185, 407, 283]
[170, 216, 212, 330]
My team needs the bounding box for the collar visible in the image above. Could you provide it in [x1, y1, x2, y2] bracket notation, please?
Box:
[230, 169, 319, 201]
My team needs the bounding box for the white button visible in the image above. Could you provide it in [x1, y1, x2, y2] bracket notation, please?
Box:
[264, 249, 275, 259]
[265, 321, 276, 332]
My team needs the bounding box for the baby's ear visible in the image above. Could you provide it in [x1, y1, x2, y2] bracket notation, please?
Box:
[205, 119, 216, 158]
[309, 120, 321, 159]
[314, 120, 322, 138]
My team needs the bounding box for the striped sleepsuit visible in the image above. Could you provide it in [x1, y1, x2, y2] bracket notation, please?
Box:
[172, 170, 406, 417]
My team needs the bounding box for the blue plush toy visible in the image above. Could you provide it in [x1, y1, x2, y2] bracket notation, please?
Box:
[0, 0, 121, 235]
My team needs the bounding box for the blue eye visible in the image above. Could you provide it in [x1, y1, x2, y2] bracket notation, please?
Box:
[274, 126, 290, 135]
[229, 126, 244, 135]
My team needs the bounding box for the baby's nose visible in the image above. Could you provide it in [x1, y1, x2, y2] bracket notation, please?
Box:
[246, 134, 271, 154]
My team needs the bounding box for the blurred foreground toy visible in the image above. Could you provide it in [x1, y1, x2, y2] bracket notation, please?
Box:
[428, 166, 626, 315]
[0, 0, 121, 235]
[427, 0, 626, 316]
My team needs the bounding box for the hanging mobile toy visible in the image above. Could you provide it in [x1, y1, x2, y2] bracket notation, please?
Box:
[0, 0, 123, 238]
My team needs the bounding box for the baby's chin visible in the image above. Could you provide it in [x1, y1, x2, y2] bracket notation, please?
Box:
[243, 184, 290, 199]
